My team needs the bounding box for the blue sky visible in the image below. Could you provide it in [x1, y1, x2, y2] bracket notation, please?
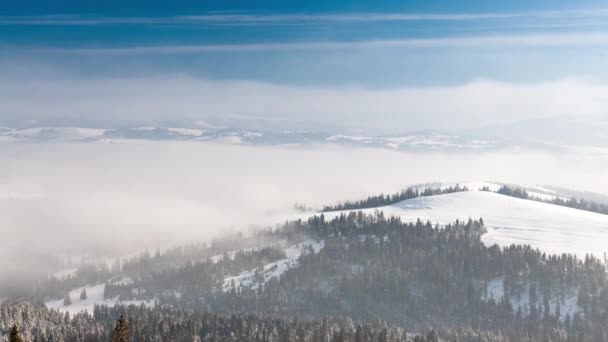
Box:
[2, 0, 605, 15]
[1, 0, 608, 131]
[2, 0, 608, 84]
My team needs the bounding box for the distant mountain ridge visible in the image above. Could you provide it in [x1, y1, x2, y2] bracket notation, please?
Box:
[0, 125, 500, 151]
[4, 114, 607, 151]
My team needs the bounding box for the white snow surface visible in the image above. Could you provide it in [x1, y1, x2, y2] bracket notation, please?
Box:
[223, 239, 324, 292]
[45, 283, 155, 316]
[0, 127, 107, 141]
[325, 135, 495, 150]
[51, 268, 78, 279]
[111, 276, 134, 286]
[167, 127, 205, 136]
[320, 191, 608, 258]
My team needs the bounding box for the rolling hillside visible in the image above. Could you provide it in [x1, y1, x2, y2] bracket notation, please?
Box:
[320, 190, 608, 258]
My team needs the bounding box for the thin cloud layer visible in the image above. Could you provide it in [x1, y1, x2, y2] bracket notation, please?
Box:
[3, 9, 608, 25]
[1, 73, 607, 134]
[22, 33, 608, 54]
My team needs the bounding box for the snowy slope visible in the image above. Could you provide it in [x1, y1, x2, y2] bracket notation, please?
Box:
[45, 283, 155, 315]
[46, 240, 324, 314]
[223, 240, 324, 291]
[321, 191, 608, 258]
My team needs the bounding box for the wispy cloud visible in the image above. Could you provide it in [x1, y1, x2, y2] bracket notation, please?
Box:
[27, 32, 608, 54]
[1, 9, 608, 26]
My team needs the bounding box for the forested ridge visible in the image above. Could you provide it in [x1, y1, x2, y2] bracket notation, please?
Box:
[6, 210, 608, 341]
[492, 185, 608, 216]
[322, 185, 468, 212]
[322, 182, 608, 217]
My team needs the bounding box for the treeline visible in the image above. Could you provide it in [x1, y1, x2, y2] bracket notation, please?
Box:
[494, 185, 608, 216]
[322, 185, 468, 212]
[0, 301, 441, 342]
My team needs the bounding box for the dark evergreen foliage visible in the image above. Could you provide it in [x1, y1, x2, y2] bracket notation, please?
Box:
[9, 324, 22, 342]
[63, 292, 71, 306]
[112, 315, 129, 342]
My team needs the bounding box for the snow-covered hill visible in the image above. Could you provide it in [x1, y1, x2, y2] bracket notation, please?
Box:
[321, 190, 608, 258]
[44, 181, 608, 316]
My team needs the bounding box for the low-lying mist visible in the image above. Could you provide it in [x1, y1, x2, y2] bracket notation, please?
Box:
[1, 141, 607, 292]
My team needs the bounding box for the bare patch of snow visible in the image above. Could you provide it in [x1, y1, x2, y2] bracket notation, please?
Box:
[168, 128, 205, 137]
[222, 240, 324, 292]
[51, 268, 78, 280]
[0, 127, 107, 141]
[131, 127, 156, 131]
[111, 276, 134, 286]
[45, 283, 155, 315]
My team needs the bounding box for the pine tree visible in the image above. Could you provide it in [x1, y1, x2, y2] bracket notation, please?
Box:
[555, 300, 562, 321]
[9, 324, 23, 342]
[80, 288, 87, 300]
[112, 315, 129, 342]
[63, 292, 72, 306]
[426, 330, 440, 342]
[354, 325, 364, 342]
[280, 325, 294, 342]
[376, 327, 388, 342]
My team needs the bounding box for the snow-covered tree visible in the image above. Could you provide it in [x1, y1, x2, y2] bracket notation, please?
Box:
[63, 293, 71, 306]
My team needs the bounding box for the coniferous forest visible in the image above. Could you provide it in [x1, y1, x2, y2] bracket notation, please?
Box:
[3, 208, 608, 341]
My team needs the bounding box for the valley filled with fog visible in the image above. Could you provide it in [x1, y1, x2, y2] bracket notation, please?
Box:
[2, 139, 608, 286]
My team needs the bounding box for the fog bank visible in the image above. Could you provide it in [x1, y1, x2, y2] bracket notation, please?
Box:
[0, 141, 607, 286]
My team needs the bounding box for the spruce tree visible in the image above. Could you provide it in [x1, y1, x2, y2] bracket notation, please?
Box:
[9, 324, 23, 342]
[426, 330, 440, 342]
[376, 327, 388, 342]
[112, 315, 129, 342]
[354, 325, 364, 342]
[63, 292, 72, 306]
[80, 288, 87, 300]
